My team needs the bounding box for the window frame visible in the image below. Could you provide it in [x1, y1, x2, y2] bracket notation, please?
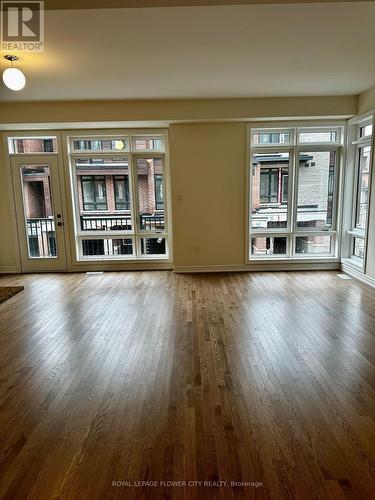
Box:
[70, 136, 130, 153]
[250, 147, 294, 235]
[154, 173, 164, 211]
[342, 113, 374, 271]
[7, 135, 58, 154]
[67, 131, 170, 262]
[248, 123, 344, 262]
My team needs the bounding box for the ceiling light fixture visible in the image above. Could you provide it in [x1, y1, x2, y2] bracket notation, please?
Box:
[2, 55, 26, 91]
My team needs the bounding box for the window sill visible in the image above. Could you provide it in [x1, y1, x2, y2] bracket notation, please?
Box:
[341, 257, 364, 271]
[248, 256, 339, 263]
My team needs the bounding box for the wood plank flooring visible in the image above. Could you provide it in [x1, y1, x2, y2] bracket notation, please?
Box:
[0, 271, 374, 499]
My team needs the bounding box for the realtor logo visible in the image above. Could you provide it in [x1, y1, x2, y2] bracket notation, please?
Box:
[1, 1, 44, 52]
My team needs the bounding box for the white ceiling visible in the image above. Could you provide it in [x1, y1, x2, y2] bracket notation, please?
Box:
[0, 2, 374, 102]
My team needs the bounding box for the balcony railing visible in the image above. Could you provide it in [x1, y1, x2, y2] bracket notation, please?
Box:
[26, 218, 56, 257]
[24, 215, 165, 259]
[80, 214, 164, 231]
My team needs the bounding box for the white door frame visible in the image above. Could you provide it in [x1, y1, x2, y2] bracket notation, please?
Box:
[11, 154, 68, 272]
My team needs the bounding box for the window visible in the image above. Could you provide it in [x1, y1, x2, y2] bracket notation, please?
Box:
[251, 236, 287, 256]
[8, 136, 58, 153]
[154, 174, 164, 210]
[136, 158, 165, 231]
[353, 238, 365, 259]
[295, 235, 332, 255]
[114, 176, 130, 210]
[296, 151, 337, 230]
[133, 137, 164, 151]
[281, 172, 288, 203]
[251, 152, 290, 230]
[345, 116, 373, 267]
[355, 146, 370, 230]
[260, 169, 278, 203]
[81, 176, 108, 211]
[72, 138, 129, 152]
[69, 133, 169, 260]
[252, 131, 292, 146]
[360, 124, 373, 138]
[298, 129, 339, 144]
[249, 125, 342, 260]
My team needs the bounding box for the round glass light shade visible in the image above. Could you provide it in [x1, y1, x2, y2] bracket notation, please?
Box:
[2, 67, 26, 91]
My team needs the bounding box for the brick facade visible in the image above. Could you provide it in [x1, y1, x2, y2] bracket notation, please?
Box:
[23, 172, 53, 219]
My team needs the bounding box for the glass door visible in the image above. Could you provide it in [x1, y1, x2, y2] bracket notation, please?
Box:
[11, 155, 67, 272]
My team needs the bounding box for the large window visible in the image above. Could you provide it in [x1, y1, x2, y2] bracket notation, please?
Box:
[345, 116, 373, 268]
[69, 133, 169, 260]
[249, 126, 342, 259]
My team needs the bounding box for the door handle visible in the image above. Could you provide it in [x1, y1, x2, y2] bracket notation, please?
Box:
[57, 222, 64, 227]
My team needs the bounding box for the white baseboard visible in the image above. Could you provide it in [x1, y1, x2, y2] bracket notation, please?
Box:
[0, 266, 19, 274]
[70, 261, 173, 272]
[173, 262, 340, 273]
[341, 262, 375, 288]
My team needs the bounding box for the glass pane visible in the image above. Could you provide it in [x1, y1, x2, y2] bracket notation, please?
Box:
[298, 130, 338, 143]
[297, 151, 337, 230]
[140, 237, 166, 256]
[81, 238, 133, 256]
[251, 152, 289, 230]
[72, 138, 128, 152]
[360, 124, 373, 138]
[252, 131, 291, 146]
[114, 176, 130, 210]
[355, 146, 371, 230]
[251, 237, 287, 256]
[75, 157, 132, 231]
[295, 235, 332, 255]
[136, 158, 165, 231]
[353, 238, 365, 259]
[10, 137, 57, 153]
[21, 165, 57, 259]
[133, 138, 163, 151]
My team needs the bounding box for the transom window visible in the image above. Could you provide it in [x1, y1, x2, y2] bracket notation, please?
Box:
[249, 125, 343, 259]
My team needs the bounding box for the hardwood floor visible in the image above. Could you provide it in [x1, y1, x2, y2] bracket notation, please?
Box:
[0, 271, 374, 499]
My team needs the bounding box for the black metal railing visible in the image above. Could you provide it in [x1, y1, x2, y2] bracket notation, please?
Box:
[80, 214, 165, 231]
[26, 218, 57, 257]
[80, 215, 132, 231]
[140, 214, 164, 231]
[82, 238, 133, 256]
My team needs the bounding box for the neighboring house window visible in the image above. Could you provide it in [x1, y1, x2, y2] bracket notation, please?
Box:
[43, 139, 54, 152]
[81, 176, 107, 211]
[114, 175, 130, 210]
[154, 174, 164, 210]
[281, 171, 288, 204]
[260, 169, 278, 203]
